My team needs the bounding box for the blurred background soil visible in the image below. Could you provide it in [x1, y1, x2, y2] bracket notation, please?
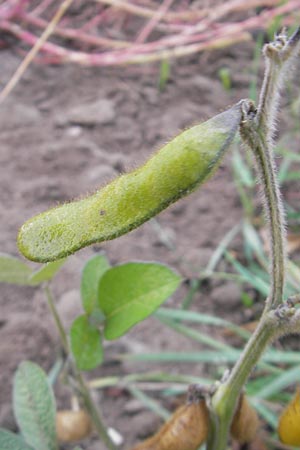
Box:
[0, 3, 299, 448]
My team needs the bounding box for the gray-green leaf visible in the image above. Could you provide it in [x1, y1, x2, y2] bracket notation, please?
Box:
[0, 429, 33, 450]
[70, 315, 103, 371]
[98, 262, 182, 340]
[13, 362, 57, 450]
[0, 254, 32, 285]
[81, 254, 110, 314]
[28, 259, 66, 285]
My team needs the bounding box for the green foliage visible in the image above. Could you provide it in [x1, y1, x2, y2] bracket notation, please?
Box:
[13, 362, 57, 450]
[0, 254, 32, 285]
[70, 315, 103, 371]
[158, 59, 170, 91]
[98, 262, 182, 339]
[81, 254, 110, 314]
[240, 292, 254, 308]
[69, 258, 181, 370]
[28, 259, 66, 285]
[17, 104, 242, 262]
[0, 429, 34, 450]
[1, 29, 299, 448]
[218, 67, 231, 92]
[0, 253, 66, 286]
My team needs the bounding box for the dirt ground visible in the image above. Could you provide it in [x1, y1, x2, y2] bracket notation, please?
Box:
[0, 27, 296, 449]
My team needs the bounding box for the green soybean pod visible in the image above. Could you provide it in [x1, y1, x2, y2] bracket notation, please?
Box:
[18, 103, 242, 262]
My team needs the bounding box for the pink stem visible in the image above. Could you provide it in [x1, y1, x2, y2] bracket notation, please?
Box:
[79, 6, 111, 32]
[0, 0, 28, 20]
[1, 0, 299, 66]
[19, 11, 130, 48]
[95, 0, 283, 23]
[29, 0, 54, 17]
[135, 0, 175, 44]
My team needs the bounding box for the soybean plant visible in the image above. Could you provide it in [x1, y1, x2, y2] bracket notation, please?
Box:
[15, 28, 300, 450]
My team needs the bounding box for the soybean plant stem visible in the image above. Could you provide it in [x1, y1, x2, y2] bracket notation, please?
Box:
[254, 28, 300, 309]
[207, 312, 278, 450]
[76, 371, 118, 450]
[45, 285, 69, 353]
[241, 125, 285, 310]
[208, 306, 300, 450]
[45, 285, 117, 450]
[207, 29, 300, 450]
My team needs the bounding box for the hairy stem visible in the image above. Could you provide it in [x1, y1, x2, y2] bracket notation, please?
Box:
[240, 123, 286, 309]
[45, 285, 117, 450]
[45, 285, 69, 353]
[76, 371, 118, 450]
[207, 29, 300, 449]
[207, 306, 300, 450]
[207, 311, 278, 450]
[257, 28, 300, 138]
[242, 28, 300, 309]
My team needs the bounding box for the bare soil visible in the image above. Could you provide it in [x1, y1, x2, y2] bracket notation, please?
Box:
[0, 34, 294, 449]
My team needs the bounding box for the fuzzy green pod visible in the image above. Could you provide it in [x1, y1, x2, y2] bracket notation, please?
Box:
[18, 103, 242, 262]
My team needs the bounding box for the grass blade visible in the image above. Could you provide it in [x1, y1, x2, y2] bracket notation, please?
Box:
[127, 385, 171, 420]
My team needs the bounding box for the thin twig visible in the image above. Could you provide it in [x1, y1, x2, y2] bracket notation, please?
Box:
[135, 0, 175, 44]
[0, 0, 73, 103]
[45, 285, 117, 450]
[2, 0, 299, 68]
[45, 285, 69, 354]
[20, 11, 130, 48]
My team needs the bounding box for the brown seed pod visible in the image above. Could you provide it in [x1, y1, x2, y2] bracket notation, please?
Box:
[56, 409, 93, 443]
[131, 385, 209, 450]
[230, 393, 259, 444]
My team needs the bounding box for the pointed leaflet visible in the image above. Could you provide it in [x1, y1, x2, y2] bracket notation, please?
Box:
[0, 254, 32, 285]
[28, 259, 67, 285]
[70, 315, 103, 371]
[81, 254, 110, 314]
[13, 362, 57, 450]
[98, 262, 182, 340]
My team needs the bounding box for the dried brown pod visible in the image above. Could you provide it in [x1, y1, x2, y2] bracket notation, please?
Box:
[230, 393, 259, 444]
[56, 409, 93, 443]
[131, 385, 209, 450]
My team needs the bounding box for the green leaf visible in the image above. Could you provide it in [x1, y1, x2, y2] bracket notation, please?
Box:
[81, 254, 110, 314]
[225, 251, 270, 296]
[122, 349, 300, 365]
[282, 170, 300, 182]
[250, 399, 278, 428]
[218, 67, 231, 92]
[242, 221, 266, 264]
[28, 259, 66, 285]
[155, 307, 250, 339]
[158, 59, 170, 91]
[13, 362, 57, 450]
[70, 315, 103, 371]
[254, 365, 300, 399]
[241, 291, 254, 308]
[0, 254, 32, 285]
[0, 429, 33, 450]
[232, 150, 254, 188]
[127, 385, 170, 420]
[98, 262, 181, 340]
